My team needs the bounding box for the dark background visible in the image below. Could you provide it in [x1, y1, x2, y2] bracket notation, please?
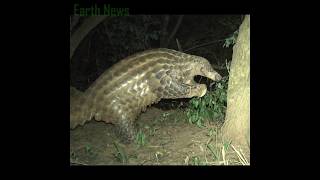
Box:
[5, 0, 309, 177]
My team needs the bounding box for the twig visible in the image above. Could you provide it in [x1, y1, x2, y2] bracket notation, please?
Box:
[226, 59, 230, 73]
[165, 15, 184, 47]
[231, 144, 249, 165]
[221, 146, 228, 165]
[184, 39, 225, 53]
[176, 38, 183, 51]
[70, 161, 89, 166]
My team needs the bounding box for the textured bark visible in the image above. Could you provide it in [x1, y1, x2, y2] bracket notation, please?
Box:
[222, 15, 250, 149]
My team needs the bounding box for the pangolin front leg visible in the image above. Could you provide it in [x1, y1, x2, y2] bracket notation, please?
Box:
[156, 70, 208, 99]
[156, 78, 207, 100]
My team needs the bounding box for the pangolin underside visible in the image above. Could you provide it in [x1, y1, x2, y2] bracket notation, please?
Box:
[70, 48, 222, 142]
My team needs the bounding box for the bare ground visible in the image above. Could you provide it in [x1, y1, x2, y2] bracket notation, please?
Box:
[70, 107, 249, 165]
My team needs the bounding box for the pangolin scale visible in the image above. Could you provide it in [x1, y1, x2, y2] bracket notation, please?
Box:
[70, 48, 221, 142]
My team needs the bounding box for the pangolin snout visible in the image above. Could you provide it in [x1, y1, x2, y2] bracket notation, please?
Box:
[204, 71, 222, 82]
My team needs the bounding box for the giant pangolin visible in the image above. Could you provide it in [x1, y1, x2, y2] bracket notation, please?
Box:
[70, 48, 222, 142]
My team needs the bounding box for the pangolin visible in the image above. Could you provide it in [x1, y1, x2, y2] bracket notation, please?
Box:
[70, 48, 222, 142]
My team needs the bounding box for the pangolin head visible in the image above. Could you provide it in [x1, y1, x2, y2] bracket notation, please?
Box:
[194, 56, 222, 82]
[183, 55, 222, 98]
[184, 55, 222, 84]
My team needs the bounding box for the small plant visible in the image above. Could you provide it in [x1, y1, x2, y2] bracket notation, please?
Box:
[207, 144, 221, 161]
[186, 102, 205, 128]
[85, 145, 92, 154]
[84, 145, 97, 157]
[223, 30, 239, 48]
[186, 76, 228, 127]
[135, 129, 146, 147]
[113, 142, 128, 164]
[190, 156, 204, 165]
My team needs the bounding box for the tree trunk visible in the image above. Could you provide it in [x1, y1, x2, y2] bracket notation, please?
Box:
[222, 15, 250, 150]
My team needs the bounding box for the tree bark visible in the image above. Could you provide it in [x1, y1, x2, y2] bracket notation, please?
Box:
[222, 15, 250, 150]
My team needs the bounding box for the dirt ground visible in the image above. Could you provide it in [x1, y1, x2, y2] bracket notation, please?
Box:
[70, 107, 249, 165]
